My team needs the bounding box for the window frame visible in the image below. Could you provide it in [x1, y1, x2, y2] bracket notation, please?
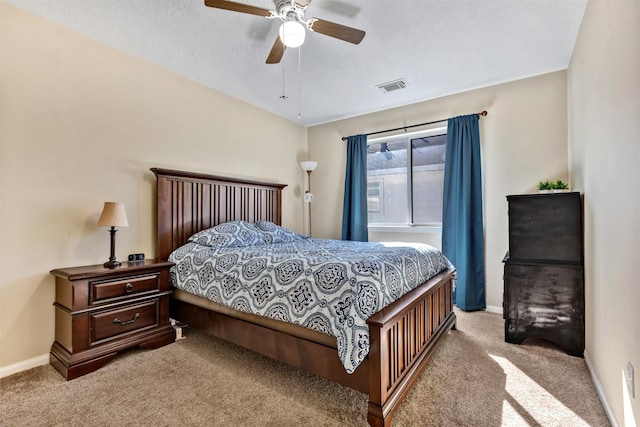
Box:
[366, 125, 447, 233]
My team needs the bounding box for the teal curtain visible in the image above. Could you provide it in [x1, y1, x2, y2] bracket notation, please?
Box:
[442, 114, 485, 311]
[341, 134, 369, 241]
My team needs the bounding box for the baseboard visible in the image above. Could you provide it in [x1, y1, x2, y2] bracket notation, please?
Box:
[584, 349, 619, 427]
[485, 304, 503, 315]
[0, 354, 50, 379]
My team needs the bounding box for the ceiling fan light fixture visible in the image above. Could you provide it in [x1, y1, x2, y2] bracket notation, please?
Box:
[279, 20, 306, 48]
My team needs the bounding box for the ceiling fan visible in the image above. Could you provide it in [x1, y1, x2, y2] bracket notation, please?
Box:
[204, 0, 366, 64]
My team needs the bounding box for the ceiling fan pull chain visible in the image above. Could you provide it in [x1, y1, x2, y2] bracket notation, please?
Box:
[298, 46, 302, 120]
[280, 62, 287, 100]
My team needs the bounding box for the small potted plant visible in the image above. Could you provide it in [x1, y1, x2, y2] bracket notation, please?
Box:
[552, 179, 570, 193]
[538, 180, 553, 193]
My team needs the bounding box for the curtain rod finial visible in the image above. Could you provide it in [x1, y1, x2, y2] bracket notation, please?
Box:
[479, 110, 488, 117]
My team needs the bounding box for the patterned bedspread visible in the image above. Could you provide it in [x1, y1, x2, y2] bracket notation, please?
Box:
[169, 236, 452, 373]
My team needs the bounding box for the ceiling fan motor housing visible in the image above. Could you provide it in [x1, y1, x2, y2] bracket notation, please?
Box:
[275, 0, 307, 23]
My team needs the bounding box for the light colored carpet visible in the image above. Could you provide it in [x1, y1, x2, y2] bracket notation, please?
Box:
[1, 309, 609, 426]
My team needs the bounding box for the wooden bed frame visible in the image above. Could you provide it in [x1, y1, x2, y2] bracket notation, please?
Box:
[152, 167, 456, 426]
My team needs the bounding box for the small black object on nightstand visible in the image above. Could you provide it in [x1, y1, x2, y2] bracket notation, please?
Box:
[128, 253, 145, 262]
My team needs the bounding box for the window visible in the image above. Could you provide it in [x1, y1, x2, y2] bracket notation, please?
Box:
[366, 127, 447, 228]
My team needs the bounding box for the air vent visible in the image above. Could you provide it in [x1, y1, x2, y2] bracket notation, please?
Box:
[376, 79, 408, 93]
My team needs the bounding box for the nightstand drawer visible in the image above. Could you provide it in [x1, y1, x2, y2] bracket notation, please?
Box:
[90, 300, 158, 344]
[90, 274, 160, 304]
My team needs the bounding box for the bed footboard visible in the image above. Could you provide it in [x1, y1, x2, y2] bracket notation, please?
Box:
[366, 267, 456, 427]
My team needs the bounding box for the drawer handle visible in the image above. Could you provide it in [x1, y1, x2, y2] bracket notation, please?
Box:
[125, 283, 134, 293]
[113, 312, 139, 326]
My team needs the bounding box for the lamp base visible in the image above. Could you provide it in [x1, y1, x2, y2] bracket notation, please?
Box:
[103, 260, 122, 269]
[104, 226, 121, 268]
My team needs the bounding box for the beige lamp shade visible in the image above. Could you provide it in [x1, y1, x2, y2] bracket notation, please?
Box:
[97, 202, 129, 227]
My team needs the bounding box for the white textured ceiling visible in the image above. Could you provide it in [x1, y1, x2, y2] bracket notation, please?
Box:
[7, 0, 587, 126]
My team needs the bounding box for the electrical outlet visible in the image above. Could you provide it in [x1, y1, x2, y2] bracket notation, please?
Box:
[170, 318, 188, 341]
[627, 362, 635, 398]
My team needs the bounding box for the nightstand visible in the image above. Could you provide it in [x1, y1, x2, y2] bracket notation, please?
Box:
[49, 259, 175, 380]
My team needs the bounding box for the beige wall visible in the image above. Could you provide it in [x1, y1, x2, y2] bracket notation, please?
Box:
[7, 6, 637, 424]
[0, 3, 307, 370]
[308, 72, 569, 310]
[568, 0, 640, 424]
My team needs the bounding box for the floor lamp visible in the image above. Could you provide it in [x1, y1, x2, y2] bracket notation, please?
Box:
[299, 161, 317, 236]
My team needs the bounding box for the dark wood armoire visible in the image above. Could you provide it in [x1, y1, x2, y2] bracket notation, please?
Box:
[503, 192, 585, 357]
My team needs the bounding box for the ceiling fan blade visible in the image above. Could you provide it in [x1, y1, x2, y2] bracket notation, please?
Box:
[266, 36, 286, 64]
[204, 0, 273, 17]
[308, 18, 365, 44]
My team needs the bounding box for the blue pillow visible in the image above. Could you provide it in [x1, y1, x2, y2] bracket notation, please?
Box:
[254, 221, 308, 244]
[188, 221, 266, 248]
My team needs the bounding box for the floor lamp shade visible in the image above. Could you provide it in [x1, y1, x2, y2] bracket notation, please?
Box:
[299, 161, 317, 236]
[98, 202, 129, 268]
[299, 161, 317, 172]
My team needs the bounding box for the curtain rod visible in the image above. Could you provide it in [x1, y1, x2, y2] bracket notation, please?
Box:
[341, 110, 488, 141]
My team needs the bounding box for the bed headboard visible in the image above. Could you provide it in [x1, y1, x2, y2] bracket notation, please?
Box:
[152, 168, 287, 261]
